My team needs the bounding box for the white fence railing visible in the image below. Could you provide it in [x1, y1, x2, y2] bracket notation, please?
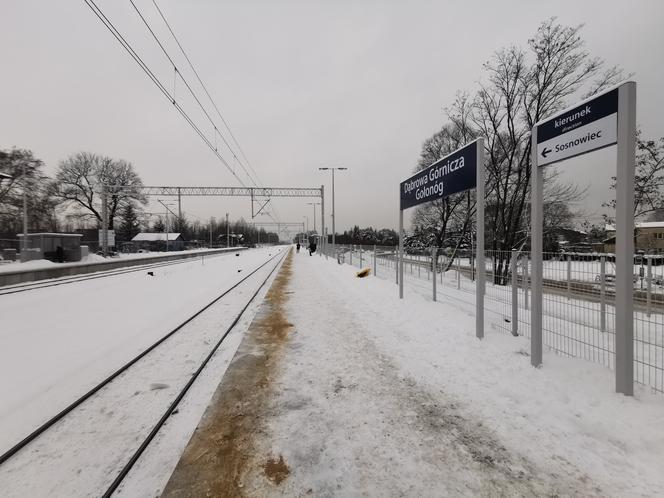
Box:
[319, 243, 664, 395]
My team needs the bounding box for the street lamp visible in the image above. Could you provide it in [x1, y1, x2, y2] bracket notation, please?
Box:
[306, 202, 320, 232]
[318, 167, 347, 252]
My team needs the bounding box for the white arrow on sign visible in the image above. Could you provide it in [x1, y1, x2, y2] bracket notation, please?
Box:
[537, 113, 617, 167]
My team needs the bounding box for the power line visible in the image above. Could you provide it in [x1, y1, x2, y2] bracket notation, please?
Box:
[83, 0, 247, 187]
[128, 0, 259, 189]
[148, 0, 285, 224]
[150, 0, 265, 189]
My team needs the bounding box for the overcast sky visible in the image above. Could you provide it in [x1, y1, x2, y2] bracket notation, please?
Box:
[2, 0, 663, 236]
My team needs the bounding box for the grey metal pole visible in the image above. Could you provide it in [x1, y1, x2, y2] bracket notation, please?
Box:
[523, 257, 530, 311]
[399, 210, 404, 297]
[647, 256, 652, 317]
[166, 212, 170, 252]
[615, 81, 636, 396]
[457, 256, 461, 289]
[373, 244, 377, 276]
[177, 187, 182, 226]
[360, 246, 363, 267]
[332, 168, 336, 253]
[531, 128, 543, 367]
[101, 185, 108, 257]
[567, 254, 572, 299]
[22, 163, 28, 261]
[512, 249, 518, 336]
[209, 217, 213, 247]
[226, 212, 230, 248]
[600, 255, 607, 332]
[321, 185, 325, 257]
[476, 138, 485, 340]
[432, 247, 437, 302]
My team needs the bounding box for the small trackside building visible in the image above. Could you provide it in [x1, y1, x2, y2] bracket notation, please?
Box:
[131, 232, 185, 252]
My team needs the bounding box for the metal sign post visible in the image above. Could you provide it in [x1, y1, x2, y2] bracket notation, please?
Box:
[101, 185, 108, 257]
[531, 81, 635, 394]
[475, 141, 485, 339]
[398, 139, 485, 339]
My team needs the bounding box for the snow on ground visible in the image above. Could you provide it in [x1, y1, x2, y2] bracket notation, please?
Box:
[235, 250, 664, 496]
[0, 247, 278, 454]
[0, 248, 287, 497]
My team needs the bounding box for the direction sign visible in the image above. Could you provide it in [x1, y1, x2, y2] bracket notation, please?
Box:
[400, 140, 477, 210]
[536, 89, 618, 167]
[99, 229, 115, 247]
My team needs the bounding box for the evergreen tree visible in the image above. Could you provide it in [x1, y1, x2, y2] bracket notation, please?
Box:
[118, 203, 141, 241]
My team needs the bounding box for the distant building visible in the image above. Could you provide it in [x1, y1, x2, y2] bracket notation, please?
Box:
[604, 222, 664, 254]
[131, 232, 184, 251]
[17, 233, 83, 262]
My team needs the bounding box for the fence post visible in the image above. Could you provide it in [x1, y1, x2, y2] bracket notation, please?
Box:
[373, 245, 377, 276]
[350, 246, 353, 266]
[360, 246, 363, 268]
[567, 254, 572, 299]
[457, 256, 461, 289]
[600, 255, 607, 332]
[395, 250, 399, 285]
[511, 250, 518, 336]
[432, 247, 437, 302]
[647, 256, 652, 317]
[523, 257, 530, 311]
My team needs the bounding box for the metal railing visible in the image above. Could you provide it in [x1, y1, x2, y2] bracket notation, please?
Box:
[320, 243, 664, 394]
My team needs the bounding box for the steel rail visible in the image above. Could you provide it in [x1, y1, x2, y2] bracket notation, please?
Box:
[102, 248, 288, 496]
[0, 249, 286, 466]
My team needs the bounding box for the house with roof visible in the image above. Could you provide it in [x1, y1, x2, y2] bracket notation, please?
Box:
[131, 232, 184, 252]
[604, 221, 664, 254]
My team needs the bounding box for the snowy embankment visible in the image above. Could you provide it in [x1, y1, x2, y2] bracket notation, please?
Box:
[0, 247, 274, 455]
[0, 247, 239, 275]
[239, 252, 664, 496]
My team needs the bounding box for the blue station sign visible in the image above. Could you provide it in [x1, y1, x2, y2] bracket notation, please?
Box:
[400, 140, 477, 210]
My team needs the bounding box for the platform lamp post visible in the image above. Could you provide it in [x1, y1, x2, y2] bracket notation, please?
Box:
[307, 202, 320, 233]
[319, 167, 347, 256]
[303, 215, 309, 233]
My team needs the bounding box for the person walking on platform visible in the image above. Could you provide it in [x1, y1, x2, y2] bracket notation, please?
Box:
[296, 242, 301, 253]
[308, 235, 317, 256]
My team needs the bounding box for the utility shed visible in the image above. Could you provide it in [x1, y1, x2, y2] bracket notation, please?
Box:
[17, 233, 83, 262]
[131, 232, 184, 251]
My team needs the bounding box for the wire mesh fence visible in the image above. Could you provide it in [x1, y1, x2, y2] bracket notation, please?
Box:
[319, 242, 664, 394]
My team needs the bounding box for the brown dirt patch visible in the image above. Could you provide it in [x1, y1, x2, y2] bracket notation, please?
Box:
[161, 250, 293, 498]
[263, 455, 290, 484]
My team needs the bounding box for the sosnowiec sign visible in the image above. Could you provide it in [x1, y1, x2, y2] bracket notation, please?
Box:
[400, 140, 478, 210]
[536, 88, 618, 167]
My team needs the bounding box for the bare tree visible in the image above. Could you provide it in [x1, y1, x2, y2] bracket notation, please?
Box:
[0, 148, 58, 233]
[410, 94, 478, 268]
[52, 152, 146, 229]
[409, 20, 616, 282]
[471, 18, 623, 283]
[605, 131, 664, 220]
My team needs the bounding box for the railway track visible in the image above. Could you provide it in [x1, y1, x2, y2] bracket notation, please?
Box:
[0, 251, 236, 296]
[0, 248, 288, 497]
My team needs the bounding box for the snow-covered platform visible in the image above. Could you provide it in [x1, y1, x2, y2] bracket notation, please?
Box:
[161, 249, 664, 496]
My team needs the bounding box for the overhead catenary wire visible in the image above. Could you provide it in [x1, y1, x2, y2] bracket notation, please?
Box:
[128, 0, 260, 189]
[150, 0, 265, 189]
[83, 0, 247, 187]
[148, 0, 286, 224]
